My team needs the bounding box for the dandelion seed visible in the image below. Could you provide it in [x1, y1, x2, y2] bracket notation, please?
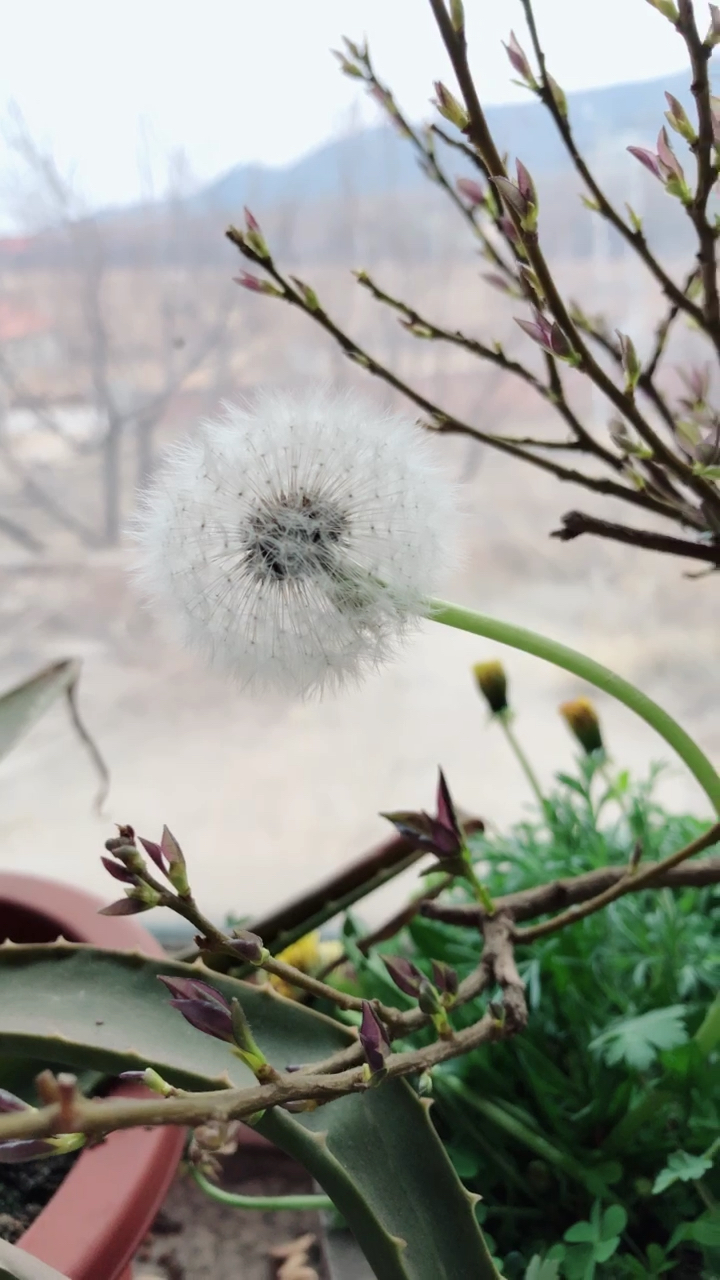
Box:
[134, 387, 456, 696]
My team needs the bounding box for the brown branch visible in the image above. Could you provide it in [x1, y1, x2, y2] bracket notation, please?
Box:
[422, 853, 720, 930]
[355, 269, 620, 466]
[676, 0, 720, 338]
[514, 821, 720, 943]
[518, 0, 712, 342]
[552, 510, 720, 565]
[0, 1002, 507, 1146]
[228, 232, 688, 527]
[427, 0, 720, 524]
[644, 267, 700, 381]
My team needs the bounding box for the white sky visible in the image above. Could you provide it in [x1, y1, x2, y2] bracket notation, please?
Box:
[0, 0, 690, 221]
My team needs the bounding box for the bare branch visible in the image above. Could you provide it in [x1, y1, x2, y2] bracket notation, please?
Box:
[552, 510, 720, 565]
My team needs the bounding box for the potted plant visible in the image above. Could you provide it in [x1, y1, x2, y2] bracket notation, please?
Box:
[0, 873, 185, 1280]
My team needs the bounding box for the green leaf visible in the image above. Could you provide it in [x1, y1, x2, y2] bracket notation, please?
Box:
[670, 1211, 720, 1249]
[563, 1222, 597, 1244]
[653, 1148, 715, 1194]
[0, 943, 497, 1280]
[524, 1257, 561, 1280]
[589, 1005, 688, 1071]
[601, 1204, 627, 1238]
[593, 1237, 620, 1263]
[0, 661, 108, 807]
[0, 1240, 70, 1280]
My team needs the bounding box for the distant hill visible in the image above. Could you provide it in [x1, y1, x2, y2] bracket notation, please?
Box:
[192, 67, 707, 213]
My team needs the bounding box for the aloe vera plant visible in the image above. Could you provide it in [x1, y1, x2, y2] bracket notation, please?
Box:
[0, 943, 498, 1280]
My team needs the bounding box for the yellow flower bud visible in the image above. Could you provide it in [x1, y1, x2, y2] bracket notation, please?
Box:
[559, 697, 604, 755]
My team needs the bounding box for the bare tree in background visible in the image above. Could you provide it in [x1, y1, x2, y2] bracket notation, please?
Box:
[0, 111, 237, 547]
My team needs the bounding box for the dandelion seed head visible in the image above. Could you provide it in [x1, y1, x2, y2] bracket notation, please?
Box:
[134, 386, 457, 696]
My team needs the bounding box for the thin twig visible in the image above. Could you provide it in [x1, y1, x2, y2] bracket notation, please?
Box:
[513, 821, 720, 942]
[552, 511, 720, 565]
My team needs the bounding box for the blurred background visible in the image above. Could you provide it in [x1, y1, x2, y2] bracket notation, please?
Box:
[0, 0, 717, 926]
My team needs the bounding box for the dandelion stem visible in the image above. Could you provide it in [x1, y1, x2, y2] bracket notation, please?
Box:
[428, 598, 720, 815]
[497, 712, 546, 809]
[191, 1165, 333, 1211]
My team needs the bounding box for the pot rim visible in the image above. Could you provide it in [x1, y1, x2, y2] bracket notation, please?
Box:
[0, 872, 185, 1280]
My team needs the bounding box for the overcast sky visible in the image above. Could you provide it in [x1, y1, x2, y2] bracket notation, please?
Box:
[0, 0, 691, 223]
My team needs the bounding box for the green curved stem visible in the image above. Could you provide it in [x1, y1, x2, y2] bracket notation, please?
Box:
[428, 599, 720, 816]
[191, 1164, 334, 1211]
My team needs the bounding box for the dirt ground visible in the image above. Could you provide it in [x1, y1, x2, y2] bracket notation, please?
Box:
[1, 443, 717, 930]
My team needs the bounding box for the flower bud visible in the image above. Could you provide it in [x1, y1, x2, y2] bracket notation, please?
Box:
[502, 32, 536, 87]
[616, 331, 641, 392]
[456, 177, 485, 207]
[230, 998, 274, 1079]
[119, 1067, 176, 1096]
[432, 82, 469, 131]
[234, 272, 283, 296]
[158, 975, 235, 1043]
[243, 208, 270, 259]
[382, 955, 424, 998]
[228, 929, 267, 965]
[431, 960, 459, 1004]
[472, 660, 509, 715]
[418, 979, 443, 1017]
[289, 276, 321, 311]
[664, 92, 696, 143]
[559, 697, 604, 756]
[359, 1002, 391, 1080]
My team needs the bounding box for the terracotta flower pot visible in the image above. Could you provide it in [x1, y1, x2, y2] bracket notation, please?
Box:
[0, 873, 186, 1280]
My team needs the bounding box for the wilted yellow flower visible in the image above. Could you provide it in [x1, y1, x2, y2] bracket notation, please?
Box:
[270, 932, 343, 1000]
[559, 697, 604, 755]
[472, 660, 509, 715]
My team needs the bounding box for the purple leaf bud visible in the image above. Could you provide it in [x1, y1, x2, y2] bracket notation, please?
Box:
[167, 997, 234, 1043]
[138, 837, 166, 874]
[547, 75, 568, 119]
[664, 92, 696, 142]
[382, 955, 424, 997]
[227, 930, 266, 965]
[494, 175, 527, 219]
[99, 895, 154, 916]
[418, 979, 443, 1017]
[498, 215, 521, 245]
[431, 960, 459, 1000]
[358, 1002, 391, 1075]
[432, 82, 469, 131]
[656, 127, 684, 182]
[616, 331, 641, 390]
[233, 272, 282, 296]
[160, 825, 190, 895]
[502, 32, 535, 85]
[435, 769, 462, 849]
[515, 159, 536, 207]
[100, 855, 136, 884]
[627, 146, 663, 181]
[456, 177, 485, 207]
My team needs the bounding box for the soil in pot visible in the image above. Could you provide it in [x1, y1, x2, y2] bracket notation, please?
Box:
[136, 1146, 333, 1280]
[0, 1152, 81, 1244]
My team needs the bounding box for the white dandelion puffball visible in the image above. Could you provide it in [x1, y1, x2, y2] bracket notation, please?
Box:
[135, 387, 457, 696]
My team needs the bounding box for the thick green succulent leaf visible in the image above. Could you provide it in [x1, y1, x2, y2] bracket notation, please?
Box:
[0, 1239, 70, 1280]
[0, 944, 497, 1280]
